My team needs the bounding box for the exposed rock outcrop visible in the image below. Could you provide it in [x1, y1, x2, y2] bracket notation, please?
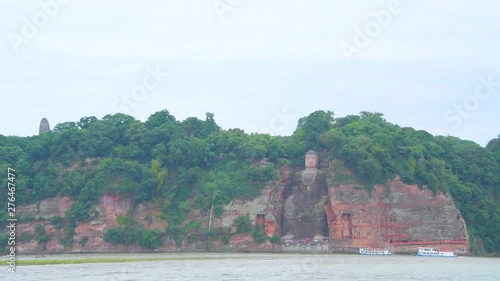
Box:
[16, 194, 169, 254]
[218, 184, 281, 251]
[325, 175, 469, 254]
[13, 155, 470, 254]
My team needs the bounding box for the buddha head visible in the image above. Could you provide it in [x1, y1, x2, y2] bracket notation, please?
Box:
[305, 150, 319, 169]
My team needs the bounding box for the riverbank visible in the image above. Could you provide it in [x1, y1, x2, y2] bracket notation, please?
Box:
[15, 257, 168, 266]
[2, 251, 496, 266]
[3, 252, 274, 266]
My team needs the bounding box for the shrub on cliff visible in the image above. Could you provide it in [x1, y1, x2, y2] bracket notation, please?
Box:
[234, 214, 252, 234]
[103, 225, 143, 246]
[35, 225, 49, 244]
[78, 237, 88, 246]
[122, 226, 143, 245]
[221, 234, 231, 244]
[166, 226, 184, 248]
[50, 216, 64, 230]
[19, 232, 35, 243]
[104, 228, 123, 245]
[116, 215, 135, 228]
[252, 225, 267, 244]
[140, 229, 161, 249]
[270, 233, 281, 244]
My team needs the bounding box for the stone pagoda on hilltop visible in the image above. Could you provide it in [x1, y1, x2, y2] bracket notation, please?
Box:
[39, 118, 50, 134]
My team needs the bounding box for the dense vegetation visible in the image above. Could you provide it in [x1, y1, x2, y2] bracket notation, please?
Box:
[0, 110, 498, 254]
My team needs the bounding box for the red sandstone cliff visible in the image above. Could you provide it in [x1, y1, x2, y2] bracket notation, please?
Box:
[14, 185, 280, 254]
[16, 194, 173, 254]
[324, 175, 469, 254]
[14, 163, 470, 254]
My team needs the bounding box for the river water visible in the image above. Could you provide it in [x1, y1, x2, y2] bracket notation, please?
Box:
[3, 253, 499, 281]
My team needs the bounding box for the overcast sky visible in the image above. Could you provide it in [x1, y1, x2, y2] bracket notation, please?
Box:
[1, 0, 499, 146]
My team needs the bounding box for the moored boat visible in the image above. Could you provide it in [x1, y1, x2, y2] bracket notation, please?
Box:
[414, 247, 457, 257]
[359, 247, 391, 255]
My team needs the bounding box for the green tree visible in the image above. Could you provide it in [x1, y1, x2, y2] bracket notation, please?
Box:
[104, 228, 123, 244]
[252, 225, 267, 244]
[296, 110, 335, 148]
[234, 214, 252, 234]
[145, 109, 176, 130]
[35, 225, 49, 243]
[151, 159, 168, 194]
[77, 116, 98, 129]
[78, 237, 89, 246]
[270, 233, 281, 244]
[140, 229, 161, 249]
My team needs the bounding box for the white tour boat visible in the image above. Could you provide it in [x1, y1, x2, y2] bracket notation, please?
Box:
[359, 247, 391, 255]
[414, 247, 457, 257]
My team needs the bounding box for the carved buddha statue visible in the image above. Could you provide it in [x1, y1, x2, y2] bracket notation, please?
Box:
[282, 150, 329, 239]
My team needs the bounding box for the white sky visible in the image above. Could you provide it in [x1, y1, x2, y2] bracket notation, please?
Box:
[1, 0, 499, 146]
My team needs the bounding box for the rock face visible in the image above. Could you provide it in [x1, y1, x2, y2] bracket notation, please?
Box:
[221, 184, 280, 237]
[16, 194, 170, 254]
[17, 197, 74, 253]
[324, 177, 469, 254]
[218, 183, 281, 251]
[39, 118, 50, 134]
[277, 155, 470, 254]
[15, 186, 282, 254]
[13, 155, 470, 254]
[17, 196, 73, 219]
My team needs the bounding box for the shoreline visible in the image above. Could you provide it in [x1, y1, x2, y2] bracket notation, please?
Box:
[2, 252, 317, 266]
[2, 251, 495, 266]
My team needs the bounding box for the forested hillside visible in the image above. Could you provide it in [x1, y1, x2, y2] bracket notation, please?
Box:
[0, 110, 498, 254]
